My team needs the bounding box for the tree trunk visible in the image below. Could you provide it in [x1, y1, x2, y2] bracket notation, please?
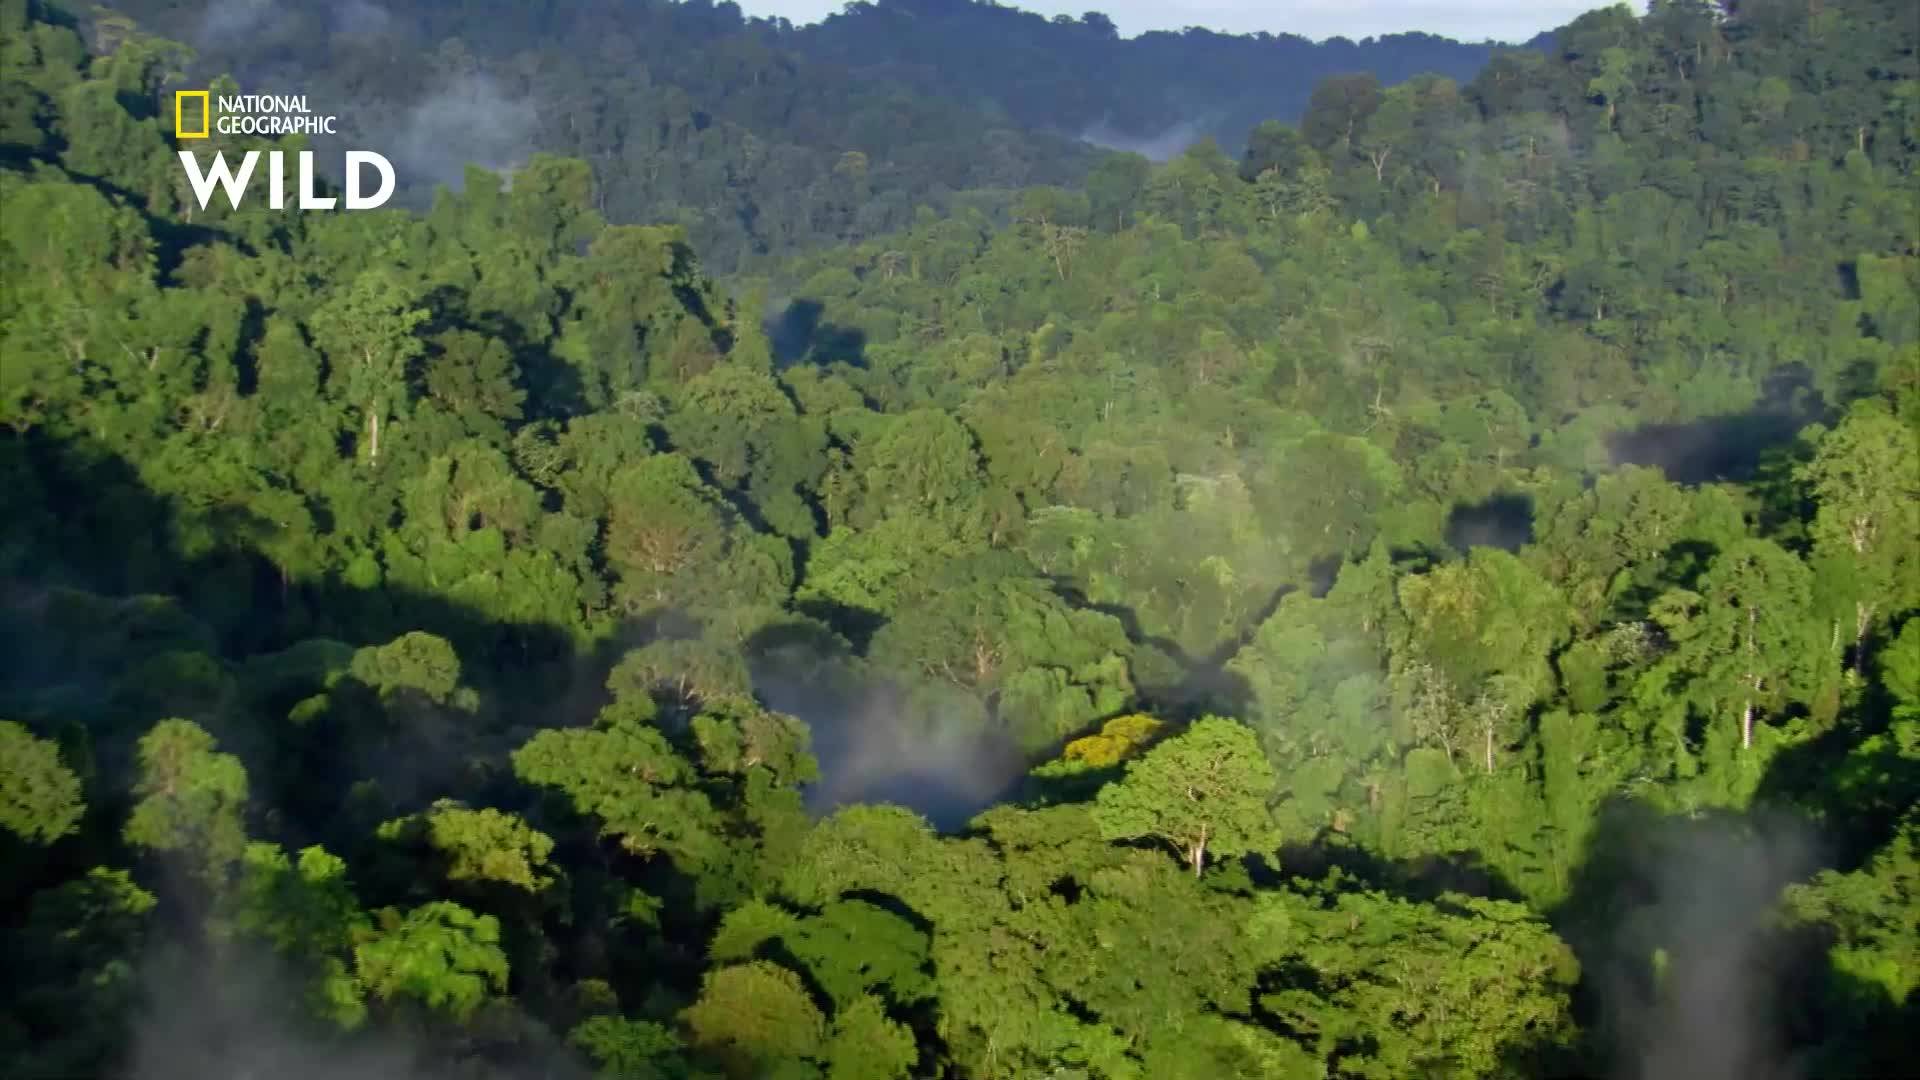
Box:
[1741, 606, 1758, 749]
[367, 407, 381, 464]
[1854, 601, 1876, 676]
[1189, 823, 1209, 878]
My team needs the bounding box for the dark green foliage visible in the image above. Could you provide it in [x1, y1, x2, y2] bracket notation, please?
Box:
[2, 869, 157, 1080]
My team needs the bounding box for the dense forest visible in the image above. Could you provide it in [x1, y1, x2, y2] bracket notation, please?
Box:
[784, 1, 1509, 157]
[101, 0, 1507, 270]
[1, 0, 1917, 1078]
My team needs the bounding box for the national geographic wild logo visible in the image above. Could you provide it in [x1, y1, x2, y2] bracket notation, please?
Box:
[173, 89, 395, 212]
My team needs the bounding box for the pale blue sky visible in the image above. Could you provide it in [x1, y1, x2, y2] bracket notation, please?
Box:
[737, 1, 1615, 43]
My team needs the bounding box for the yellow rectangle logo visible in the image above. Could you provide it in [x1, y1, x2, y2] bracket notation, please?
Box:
[174, 90, 210, 139]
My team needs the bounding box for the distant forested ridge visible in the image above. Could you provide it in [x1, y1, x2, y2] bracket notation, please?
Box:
[2, 0, 1917, 1078]
[791, 0, 1506, 155]
[103, 0, 1514, 269]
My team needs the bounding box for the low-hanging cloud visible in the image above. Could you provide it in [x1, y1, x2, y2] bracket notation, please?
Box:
[368, 74, 542, 195]
[332, 0, 393, 38]
[129, 938, 591, 1080]
[1579, 809, 1823, 1080]
[195, 0, 276, 44]
[750, 650, 1029, 831]
[1078, 119, 1205, 163]
[176, 4, 543, 198]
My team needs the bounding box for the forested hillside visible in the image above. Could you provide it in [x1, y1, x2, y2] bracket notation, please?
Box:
[787, 0, 1503, 157]
[102, 0, 1507, 270]
[1, 0, 1917, 1078]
